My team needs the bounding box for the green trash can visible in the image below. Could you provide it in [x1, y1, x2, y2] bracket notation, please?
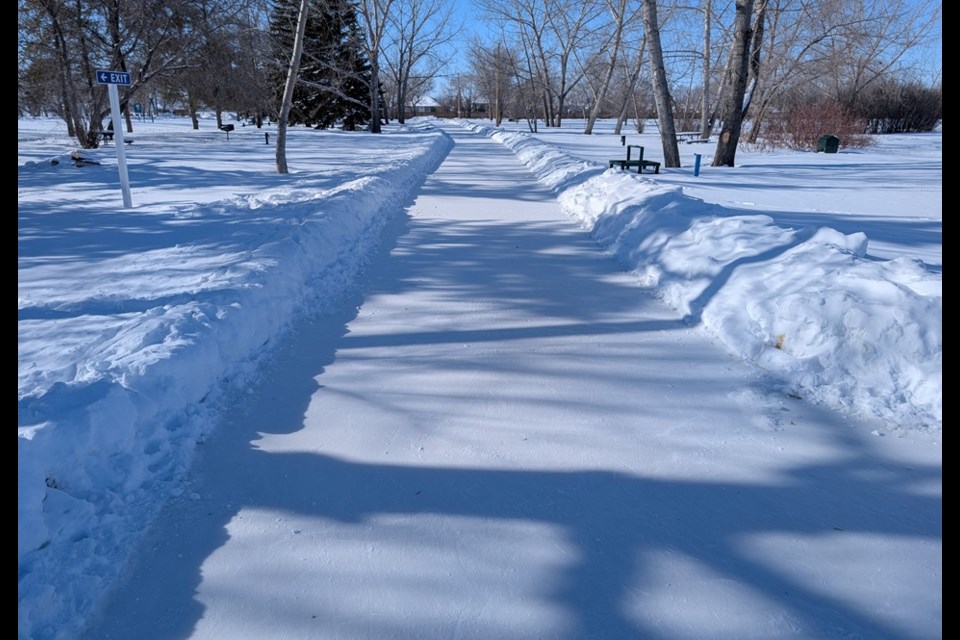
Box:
[817, 134, 840, 153]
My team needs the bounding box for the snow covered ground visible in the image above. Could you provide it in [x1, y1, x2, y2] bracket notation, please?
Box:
[18, 116, 941, 639]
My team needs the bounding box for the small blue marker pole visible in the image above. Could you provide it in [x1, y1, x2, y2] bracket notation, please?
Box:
[693, 153, 702, 177]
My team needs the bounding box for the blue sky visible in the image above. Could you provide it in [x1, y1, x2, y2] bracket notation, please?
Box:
[440, 0, 941, 85]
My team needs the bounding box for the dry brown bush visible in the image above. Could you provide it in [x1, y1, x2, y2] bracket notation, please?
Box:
[756, 100, 874, 151]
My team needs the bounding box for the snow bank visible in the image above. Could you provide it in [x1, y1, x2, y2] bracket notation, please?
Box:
[459, 121, 941, 434]
[18, 127, 452, 640]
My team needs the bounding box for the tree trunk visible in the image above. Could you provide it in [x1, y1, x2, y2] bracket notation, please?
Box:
[712, 0, 754, 167]
[614, 38, 646, 136]
[395, 53, 407, 125]
[642, 0, 680, 168]
[44, 3, 89, 146]
[494, 66, 502, 125]
[189, 95, 200, 130]
[742, 0, 767, 133]
[586, 0, 628, 136]
[700, 0, 711, 137]
[369, 58, 383, 133]
[276, 0, 310, 174]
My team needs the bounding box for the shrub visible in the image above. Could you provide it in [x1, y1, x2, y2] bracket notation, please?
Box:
[846, 80, 942, 133]
[760, 99, 873, 151]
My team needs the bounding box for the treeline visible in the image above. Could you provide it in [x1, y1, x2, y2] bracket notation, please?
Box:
[19, 0, 941, 157]
[17, 0, 458, 146]
[449, 0, 940, 160]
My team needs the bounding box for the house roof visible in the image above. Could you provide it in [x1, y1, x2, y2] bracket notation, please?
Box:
[411, 96, 441, 108]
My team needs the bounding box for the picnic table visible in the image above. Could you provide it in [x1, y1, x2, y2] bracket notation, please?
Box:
[676, 131, 710, 144]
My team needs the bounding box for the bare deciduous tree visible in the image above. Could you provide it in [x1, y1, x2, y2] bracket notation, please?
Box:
[542, 0, 603, 126]
[740, 0, 940, 144]
[712, 0, 754, 167]
[178, 0, 258, 130]
[739, 0, 766, 119]
[822, 0, 942, 108]
[612, 37, 646, 136]
[699, 0, 712, 137]
[583, 0, 641, 135]
[19, 0, 202, 148]
[481, 0, 603, 127]
[641, 0, 680, 168]
[383, 0, 456, 123]
[356, 0, 395, 132]
[469, 40, 515, 126]
[276, 0, 309, 173]
[480, 0, 550, 124]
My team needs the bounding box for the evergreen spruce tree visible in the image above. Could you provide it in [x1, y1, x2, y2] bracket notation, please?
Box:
[336, 2, 373, 131]
[269, 0, 372, 130]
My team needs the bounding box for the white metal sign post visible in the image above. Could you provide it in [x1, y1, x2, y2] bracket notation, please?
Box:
[96, 70, 133, 208]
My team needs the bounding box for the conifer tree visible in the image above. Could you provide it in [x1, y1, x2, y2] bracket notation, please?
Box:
[269, 0, 372, 130]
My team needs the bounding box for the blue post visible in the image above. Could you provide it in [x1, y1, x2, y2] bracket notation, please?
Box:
[694, 153, 702, 177]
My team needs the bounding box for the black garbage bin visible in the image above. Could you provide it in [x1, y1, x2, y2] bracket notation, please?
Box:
[817, 134, 840, 153]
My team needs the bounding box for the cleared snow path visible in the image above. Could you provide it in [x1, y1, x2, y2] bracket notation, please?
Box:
[84, 123, 940, 640]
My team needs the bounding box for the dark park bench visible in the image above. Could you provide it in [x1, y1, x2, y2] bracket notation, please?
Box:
[609, 144, 660, 174]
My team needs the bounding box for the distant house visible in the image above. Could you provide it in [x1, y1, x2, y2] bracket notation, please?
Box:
[406, 96, 442, 118]
[451, 99, 488, 119]
[404, 96, 490, 119]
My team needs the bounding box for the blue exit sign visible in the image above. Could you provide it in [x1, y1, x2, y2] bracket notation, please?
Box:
[96, 70, 132, 85]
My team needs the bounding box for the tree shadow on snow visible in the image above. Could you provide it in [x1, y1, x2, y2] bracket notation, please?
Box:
[86, 387, 941, 640]
[81, 135, 940, 640]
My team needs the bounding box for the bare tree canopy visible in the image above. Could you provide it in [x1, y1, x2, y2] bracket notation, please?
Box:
[382, 0, 458, 123]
